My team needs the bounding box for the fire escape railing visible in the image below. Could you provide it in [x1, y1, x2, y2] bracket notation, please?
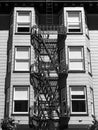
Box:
[30, 25, 68, 129]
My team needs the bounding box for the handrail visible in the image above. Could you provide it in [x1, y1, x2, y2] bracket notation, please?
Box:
[31, 25, 67, 35]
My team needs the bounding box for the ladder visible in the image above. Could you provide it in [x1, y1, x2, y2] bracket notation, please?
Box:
[46, 1, 53, 25]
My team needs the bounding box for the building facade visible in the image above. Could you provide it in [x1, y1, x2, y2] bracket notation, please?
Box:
[0, 0, 98, 130]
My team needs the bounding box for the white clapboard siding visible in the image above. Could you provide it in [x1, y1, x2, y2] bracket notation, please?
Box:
[0, 30, 8, 122]
[90, 30, 98, 120]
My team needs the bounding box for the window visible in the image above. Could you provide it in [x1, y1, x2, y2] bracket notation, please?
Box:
[15, 46, 30, 71]
[59, 48, 66, 73]
[16, 11, 31, 33]
[61, 88, 67, 115]
[67, 11, 82, 33]
[87, 49, 92, 74]
[8, 49, 12, 72]
[90, 88, 94, 115]
[60, 49, 65, 62]
[70, 86, 87, 114]
[13, 86, 29, 113]
[68, 46, 84, 71]
[6, 88, 10, 116]
[85, 16, 89, 38]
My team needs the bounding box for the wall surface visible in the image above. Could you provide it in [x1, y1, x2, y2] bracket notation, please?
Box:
[89, 14, 98, 120]
[0, 14, 9, 129]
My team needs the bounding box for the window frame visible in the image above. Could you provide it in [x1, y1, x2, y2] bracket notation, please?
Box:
[70, 86, 87, 115]
[12, 86, 29, 114]
[68, 46, 85, 72]
[90, 87, 95, 116]
[61, 88, 67, 116]
[66, 11, 83, 34]
[60, 48, 65, 63]
[85, 14, 89, 38]
[14, 46, 31, 72]
[87, 48, 92, 75]
[16, 11, 31, 34]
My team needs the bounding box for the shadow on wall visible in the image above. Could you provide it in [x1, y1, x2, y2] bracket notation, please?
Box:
[0, 15, 10, 30]
[88, 14, 98, 30]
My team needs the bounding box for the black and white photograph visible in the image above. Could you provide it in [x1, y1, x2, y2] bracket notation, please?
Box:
[0, 0, 97, 130]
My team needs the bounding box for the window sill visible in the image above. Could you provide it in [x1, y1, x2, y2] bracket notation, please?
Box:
[67, 32, 83, 35]
[13, 71, 30, 73]
[11, 113, 29, 116]
[68, 70, 85, 73]
[15, 32, 30, 35]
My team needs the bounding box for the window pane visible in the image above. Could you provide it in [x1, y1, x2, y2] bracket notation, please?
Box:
[17, 12, 30, 23]
[16, 47, 29, 59]
[91, 102, 94, 115]
[68, 12, 80, 23]
[70, 86, 87, 113]
[71, 87, 84, 95]
[69, 61, 83, 70]
[72, 100, 86, 112]
[69, 47, 82, 59]
[14, 101, 28, 112]
[87, 49, 92, 73]
[17, 27, 30, 32]
[60, 49, 65, 61]
[15, 61, 29, 71]
[68, 23, 80, 29]
[67, 11, 81, 32]
[14, 87, 28, 100]
[72, 95, 85, 99]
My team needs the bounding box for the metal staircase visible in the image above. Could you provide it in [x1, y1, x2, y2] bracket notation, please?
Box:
[30, 25, 67, 129]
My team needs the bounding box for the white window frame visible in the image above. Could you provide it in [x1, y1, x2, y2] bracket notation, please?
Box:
[90, 88, 94, 116]
[85, 15, 89, 38]
[67, 11, 82, 33]
[87, 49, 92, 74]
[14, 46, 30, 72]
[13, 86, 29, 114]
[16, 11, 31, 33]
[70, 86, 87, 114]
[68, 46, 84, 71]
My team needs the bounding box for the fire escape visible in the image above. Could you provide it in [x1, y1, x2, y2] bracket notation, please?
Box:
[30, 2, 69, 130]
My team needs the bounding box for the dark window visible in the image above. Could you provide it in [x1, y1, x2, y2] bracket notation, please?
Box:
[13, 87, 29, 113]
[14, 101, 28, 112]
[70, 86, 87, 114]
